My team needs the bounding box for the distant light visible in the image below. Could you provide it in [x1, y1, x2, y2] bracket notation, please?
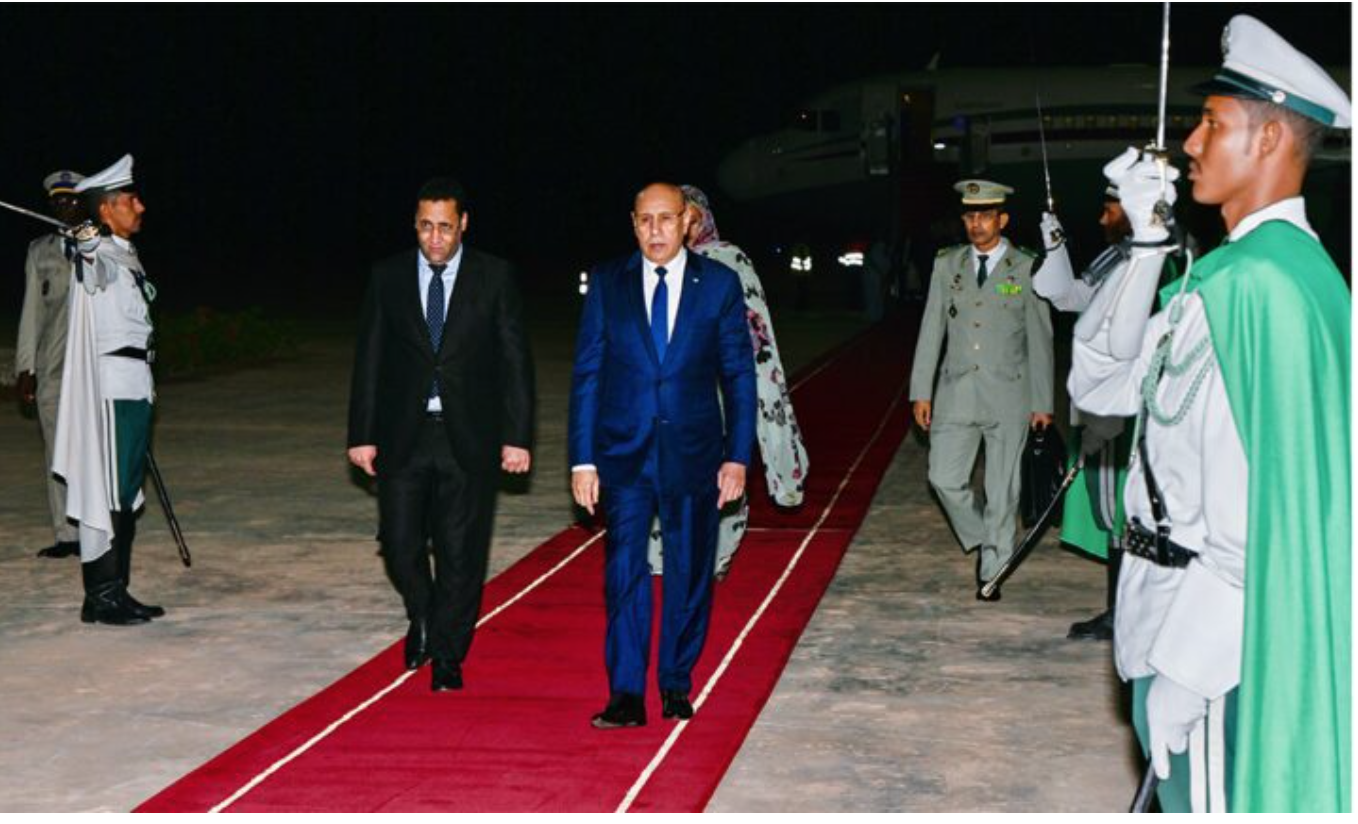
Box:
[791, 256, 813, 272]
[578, 284, 589, 295]
[933, 142, 946, 150]
[838, 251, 864, 267]
[579, 271, 588, 282]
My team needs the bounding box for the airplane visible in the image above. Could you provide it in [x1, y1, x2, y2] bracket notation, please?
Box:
[715, 63, 1351, 296]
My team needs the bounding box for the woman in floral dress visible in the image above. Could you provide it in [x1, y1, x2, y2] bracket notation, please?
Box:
[648, 185, 809, 579]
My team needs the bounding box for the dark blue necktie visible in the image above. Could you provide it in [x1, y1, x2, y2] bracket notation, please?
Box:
[976, 254, 989, 288]
[427, 263, 447, 399]
[651, 266, 668, 362]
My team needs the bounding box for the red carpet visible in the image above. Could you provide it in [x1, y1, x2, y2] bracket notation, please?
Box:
[137, 317, 918, 812]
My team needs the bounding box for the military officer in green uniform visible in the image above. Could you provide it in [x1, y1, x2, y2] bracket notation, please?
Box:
[910, 180, 1054, 600]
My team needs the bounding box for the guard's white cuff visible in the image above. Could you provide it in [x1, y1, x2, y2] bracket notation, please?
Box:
[1147, 560, 1243, 700]
[571, 464, 597, 473]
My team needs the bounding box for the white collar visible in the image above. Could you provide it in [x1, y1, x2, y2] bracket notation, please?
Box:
[419, 245, 464, 275]
[972, 239, 1007, 262]
[644, 247, 687, 277]
[1229, 197, 1317, 242]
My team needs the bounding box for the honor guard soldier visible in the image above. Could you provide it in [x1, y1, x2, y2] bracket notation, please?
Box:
[52, 154, 164, 625]
[1070, 16, 1350, 812]
[15, 170, 85, 559]
[1032, 183, 1139, 641]
[909, 180, 1055, 600]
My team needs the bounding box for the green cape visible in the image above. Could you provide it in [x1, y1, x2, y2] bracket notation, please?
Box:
[1175, 221, 1350, 812]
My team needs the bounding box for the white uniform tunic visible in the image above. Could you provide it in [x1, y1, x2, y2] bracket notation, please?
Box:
[85, 235, 154, 401]
[1068, 199, 1313, 701]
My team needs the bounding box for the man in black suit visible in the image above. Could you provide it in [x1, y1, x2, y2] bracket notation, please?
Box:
[347, 177, 534, 692]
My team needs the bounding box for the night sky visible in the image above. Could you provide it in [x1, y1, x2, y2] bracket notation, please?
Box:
[0, 4, 1349, 315]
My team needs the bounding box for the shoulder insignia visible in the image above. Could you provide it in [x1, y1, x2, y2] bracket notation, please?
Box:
[1014, 245, 1039, 259]
[936, 243, 964, 258]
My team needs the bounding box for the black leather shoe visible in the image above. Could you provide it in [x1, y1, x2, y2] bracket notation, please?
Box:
[975, 552, 1001, 602]
[591, 692, 646, 729]
[80, 582, 150, 626]
[431, 658, 463, 692]
[1067, 610, 1114, 641]
[37, 541, 80, 559]
[404, 620, 430, 670]
[661, 690, 694, 720]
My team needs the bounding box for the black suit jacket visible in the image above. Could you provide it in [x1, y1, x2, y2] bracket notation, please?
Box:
[347, 247, 535, 473]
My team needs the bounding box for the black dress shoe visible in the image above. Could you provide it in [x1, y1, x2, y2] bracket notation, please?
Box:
[431, 658, 463, 691]
[37, 541, 80, 559]
[591, 692, 646, 729]
[661, 690, 694, 720]
[404, 620, 430, 670]
[975, 552, 1001, 602]
[1067, 609, 1114, 641]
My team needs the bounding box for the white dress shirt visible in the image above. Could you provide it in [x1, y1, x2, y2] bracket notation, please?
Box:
[642, 247, 687, 338]
[972, 240, 1008, 280]
[419, 245, 463, 413]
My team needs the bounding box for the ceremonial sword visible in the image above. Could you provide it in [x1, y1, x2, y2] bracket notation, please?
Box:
[1036, 91, 1055, 214]
[1126, 6, 1174, 812]
[1148, 1, 1176, 228]
[977, 454, 1085, 600]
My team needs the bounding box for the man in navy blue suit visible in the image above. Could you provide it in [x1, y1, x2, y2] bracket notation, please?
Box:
[569, 182, 757, 728]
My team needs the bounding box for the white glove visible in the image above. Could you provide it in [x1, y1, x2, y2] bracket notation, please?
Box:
[1039, 211, 1065, 252]
[1146, 674, 1208, 780]
[1032, 231, 1076, 305]
[1103, 147, 1180, 244]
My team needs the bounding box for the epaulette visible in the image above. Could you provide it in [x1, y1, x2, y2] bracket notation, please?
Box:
[936, 243, 965, 258]
[1014, 245, 1039, 259]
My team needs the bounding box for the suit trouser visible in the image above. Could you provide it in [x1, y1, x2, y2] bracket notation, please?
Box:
[927, 417, 1028, 576]
[36, 386, 78, 543]
[603, 479, 720, 696]
[378, 419, 495, 662]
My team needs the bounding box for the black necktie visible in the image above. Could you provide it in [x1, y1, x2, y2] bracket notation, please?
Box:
[976, 254, 989, 288]
[427, 263, 447, 398]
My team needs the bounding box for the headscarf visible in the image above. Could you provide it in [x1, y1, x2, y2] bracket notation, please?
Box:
[681, 184, 721, 248]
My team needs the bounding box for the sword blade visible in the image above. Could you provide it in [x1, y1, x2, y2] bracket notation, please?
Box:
[1155, 1, 1172, 151]
[1036, 90, 1055, 212]
[0, 198, 69, 230]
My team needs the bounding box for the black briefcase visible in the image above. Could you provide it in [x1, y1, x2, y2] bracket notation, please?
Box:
[1020, 427, 1068, 527]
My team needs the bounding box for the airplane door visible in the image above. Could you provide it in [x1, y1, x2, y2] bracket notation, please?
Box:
[862, 83, 898, 176]
[898, 87, 935, 166]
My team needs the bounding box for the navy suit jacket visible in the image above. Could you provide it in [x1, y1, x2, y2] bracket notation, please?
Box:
[568, 251, 756, 495]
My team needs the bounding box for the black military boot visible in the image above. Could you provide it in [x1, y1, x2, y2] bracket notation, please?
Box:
[1068, 541, 1122, 641]
[113, 510, 165, 620]
[81, 549, 149, 626]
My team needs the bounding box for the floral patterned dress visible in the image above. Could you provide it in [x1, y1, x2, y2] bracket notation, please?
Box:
[648, 210, 809, 577]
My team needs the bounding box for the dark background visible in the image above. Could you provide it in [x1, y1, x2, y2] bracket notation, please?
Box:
[0, 4, 1349, 315]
